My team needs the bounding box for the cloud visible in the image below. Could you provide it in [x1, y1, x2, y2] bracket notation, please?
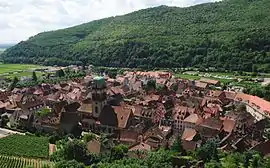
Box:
[0, 0, 221, 44]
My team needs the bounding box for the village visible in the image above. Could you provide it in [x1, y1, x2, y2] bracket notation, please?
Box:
[0, 68, 270, 158]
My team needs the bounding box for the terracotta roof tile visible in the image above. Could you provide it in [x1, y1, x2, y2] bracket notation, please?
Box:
[113, 105, 132, 129]
[173, 106, 196, 121]
[119, 130, 139, 143]
[248, 96, 270, 114]
[181, 128, 197, 141]
[224, 91, 237, 100]
[234, 93, 251, 102]
[182, 140, 197, 151]
[183, 113, 203, 125]
[129, 142, 151, 152]
[200, 118, 223, 130]
[195, 81, 208, 89]
[200, 78, 219, 85]
[87, 140, 101, 154]
[252, 140, 270, 156]
[223, 119, 236, 133]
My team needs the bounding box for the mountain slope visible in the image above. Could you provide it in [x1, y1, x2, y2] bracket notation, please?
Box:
[2, 0, 270, 71]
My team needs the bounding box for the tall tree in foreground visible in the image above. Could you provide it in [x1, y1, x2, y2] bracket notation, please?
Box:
[32, 71, 38, 81]
[56, 69, 65, 77]
[9, 76, 19, 90]
[171, 135, 186, 155]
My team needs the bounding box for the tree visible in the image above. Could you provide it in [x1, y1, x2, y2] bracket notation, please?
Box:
[146, 149, 174, 168]
[110, 144, 128, 160]
[9, 76, 19, 90]
[83, 133, 97, 142]
[0, 115, 9, 128]
[51, 140, 91, 165]
[205, 160, 221, 168]
[107, 71, 117, 79]
[144, 79, 156, 91]
[196, 140, 218, 162]
[55, 160, 84, 168]
[32, 71, 38, 81]
[56, 69, 65, 77]
[171, 135, 186, 155]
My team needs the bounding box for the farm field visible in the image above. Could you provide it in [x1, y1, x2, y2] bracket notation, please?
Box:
[0, 134, 49, 158]
[174, 73, 234, 83]
[0, 155, 53, 168]
[0, 63, 46, 79]
[0, 64, 43, 74]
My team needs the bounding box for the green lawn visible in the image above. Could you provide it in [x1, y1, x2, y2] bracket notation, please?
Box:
[0, 63, 45, 79]
[174, 73, 234, 83]
[174, 73, 200, 80]
[0, 135, 49, 158]
[0, 64, 42, 74]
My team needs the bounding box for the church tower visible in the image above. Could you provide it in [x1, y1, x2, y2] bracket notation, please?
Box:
[92, 76, 107, 118]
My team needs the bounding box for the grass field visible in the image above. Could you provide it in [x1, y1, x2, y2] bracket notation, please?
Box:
[174, 73, 200, 80]
[0, 64, 42, 74]
[0, 63, 45, 79]
[0, 135, 49, 158]
[175, 73, 234, 83]
[0, 155, 53, 168]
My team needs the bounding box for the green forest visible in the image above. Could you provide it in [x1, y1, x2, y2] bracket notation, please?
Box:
[2, 0, 270, 72]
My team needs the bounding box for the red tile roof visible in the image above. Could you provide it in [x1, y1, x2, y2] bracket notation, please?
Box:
[195, 81, 208, 89]
[129, 142, 151, 152]
[87, 140, 101, 154]
[113, 105, 132, 129]
[248, 96, 270, 114]
[183, 113, 203, 125]
[200, 78, 219, 85]
[224, 91, 237, 100]
[119, 130, 139, 143]
[234, 93, 270, 115]
[173, 106, 196, 121]
[234, 93, 251, 102]
[182, 140, 197, 151]
[181, 128, 197, 141]
[252, 140, 270, 156]
[144, 94, 160, 102]
[223, 119, 236, 133]
[200, 118, 223, 130]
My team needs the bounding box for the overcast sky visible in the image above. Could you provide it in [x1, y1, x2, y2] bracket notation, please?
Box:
[0, 0, 220, 44]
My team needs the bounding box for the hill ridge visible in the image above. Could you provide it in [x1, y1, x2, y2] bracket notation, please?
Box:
[2, 0, 270, 72]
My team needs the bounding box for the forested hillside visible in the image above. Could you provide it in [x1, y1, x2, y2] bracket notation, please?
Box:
[2, 0, 270, 72]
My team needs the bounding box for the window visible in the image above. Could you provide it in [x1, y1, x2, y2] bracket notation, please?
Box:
[95, 107, 98, 114]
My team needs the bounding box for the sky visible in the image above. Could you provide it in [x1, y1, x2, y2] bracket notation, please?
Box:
[0, 0, 220, 44]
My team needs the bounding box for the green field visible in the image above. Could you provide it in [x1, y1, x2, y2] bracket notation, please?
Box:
[0, 135, 49, 158]
[0, 64, 45, 79]
[0, 155, 53, 168]
[174, 73, 234, 83]
[174, 73, 200, 80]
[0, 64, 42, 74]
[174, 70, 270, 85]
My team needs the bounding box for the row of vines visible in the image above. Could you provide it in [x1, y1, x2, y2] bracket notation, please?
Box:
[0, 134, 49, 158]
[0, 155, 53, 168]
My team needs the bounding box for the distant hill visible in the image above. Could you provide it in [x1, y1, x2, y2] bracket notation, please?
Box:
[2, 0, 270, 72]
[0, 44, 14, 49]
[0, 44, 14, 55]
